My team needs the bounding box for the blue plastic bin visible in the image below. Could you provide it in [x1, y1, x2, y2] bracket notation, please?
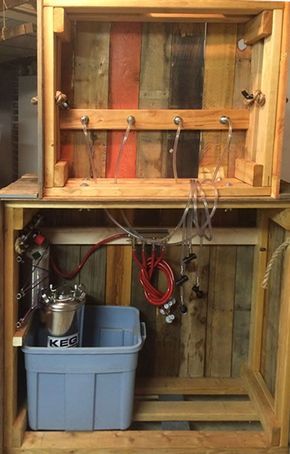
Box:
[22, 305, 146, 431]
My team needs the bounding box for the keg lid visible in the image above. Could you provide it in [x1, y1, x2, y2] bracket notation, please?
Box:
[39, 284, 86, 310]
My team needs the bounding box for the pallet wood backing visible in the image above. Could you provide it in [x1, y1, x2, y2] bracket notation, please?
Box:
[35, 1, 289, 202]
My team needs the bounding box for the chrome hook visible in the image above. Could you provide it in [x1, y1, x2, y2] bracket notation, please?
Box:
[114, 115, 136, 182]
[169, 116, 183, 181]
[212, 115, 233, 182]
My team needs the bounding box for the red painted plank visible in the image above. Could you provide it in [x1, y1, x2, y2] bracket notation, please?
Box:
[106, 23, 142, 178]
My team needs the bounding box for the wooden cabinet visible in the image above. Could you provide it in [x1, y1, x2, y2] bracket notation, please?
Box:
[2, 204, 290, 453]
[36, 0, 289, 202]
[1, 2, 290, 454]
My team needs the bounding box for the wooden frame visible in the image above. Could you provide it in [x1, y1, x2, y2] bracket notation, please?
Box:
[3, 204, 290, 454]
[33, 1, 289, 203]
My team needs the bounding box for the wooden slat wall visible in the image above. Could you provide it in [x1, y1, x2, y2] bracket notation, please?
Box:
[59, 21, 249, 180]
[206, 246, 237, 377]
[49, 241, 254, 378]
[106, 23, 142, 178]
[261, 221, 285, 396]
[167, 23, 204, 178]
[137, 23, 171, 178]
[60, 22, 110, 177]
[232, 246, 253, 376]
[199, 24, 237, 179]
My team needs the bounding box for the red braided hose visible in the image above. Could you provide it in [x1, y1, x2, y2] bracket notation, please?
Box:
[133, 250, 175, 306]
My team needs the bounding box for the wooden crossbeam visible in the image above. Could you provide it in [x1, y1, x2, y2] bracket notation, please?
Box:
[42, 1, 284, 14]
[44, 177, 271, 201]
[133, 400, 259, 422]
[70, 13, 252, 23]
[136, 377, 247, 395]
[20, 430, 270, 451]
[60, 109, 249, 131]
[244, 11, 273, 45]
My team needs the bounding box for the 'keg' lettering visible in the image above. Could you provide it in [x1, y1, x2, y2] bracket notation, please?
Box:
[48, 333, 79, 348]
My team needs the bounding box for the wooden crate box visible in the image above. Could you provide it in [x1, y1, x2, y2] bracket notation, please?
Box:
[38, 1, 289, 202]
[3, 205, 290, 453]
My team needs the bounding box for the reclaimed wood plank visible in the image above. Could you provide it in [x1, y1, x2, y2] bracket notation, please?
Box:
[167, 23, 204, 178]
[44, 177, 272, 201]
[200, 24, 237, 180]
[137, 23, 171, 178]
[106, 23, 141, 178]
[206, 246, 236, 377]
[105, 245, 132, 306]
[232, 246, 254, 377]
[179, 245, 209, 378]
[71, 21, 110, 178]
[154, 245, 180, 377]
[61, 108, 249, 130]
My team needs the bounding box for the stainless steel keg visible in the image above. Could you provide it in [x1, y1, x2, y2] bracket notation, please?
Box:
[39, 284, 85, 348]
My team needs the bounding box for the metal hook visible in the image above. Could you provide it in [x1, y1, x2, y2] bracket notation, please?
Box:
[212, 115, 233, 182]
[169, 116, 183, 181]
[114, 115, 136, 182]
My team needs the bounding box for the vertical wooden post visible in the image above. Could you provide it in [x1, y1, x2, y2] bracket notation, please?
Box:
[254, 10, 283, 187]
[3, 207, 19, 449]
[245, 41, 264, 162]
[274, 229, 290, 446]
[271, 4, 290, 197]
[248, 211, 270, 371]
[43, 6, 57, 188]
